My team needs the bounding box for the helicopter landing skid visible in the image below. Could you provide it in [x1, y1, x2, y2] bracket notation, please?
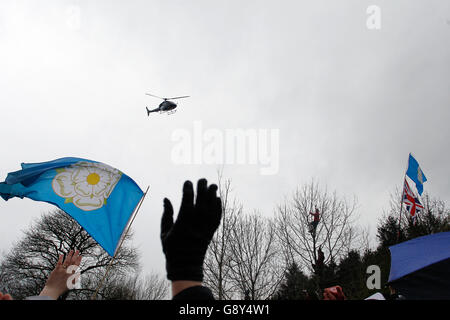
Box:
[165, 110, 177, 115]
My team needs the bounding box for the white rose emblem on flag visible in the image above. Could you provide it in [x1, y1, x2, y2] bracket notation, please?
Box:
[52, 161, 122, 211]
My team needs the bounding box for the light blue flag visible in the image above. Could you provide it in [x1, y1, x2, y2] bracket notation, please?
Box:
[406, 153, 427, 196]
[0, 157, 144, 256]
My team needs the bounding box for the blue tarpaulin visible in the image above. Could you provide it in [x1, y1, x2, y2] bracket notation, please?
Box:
[388, 231, 450, 299]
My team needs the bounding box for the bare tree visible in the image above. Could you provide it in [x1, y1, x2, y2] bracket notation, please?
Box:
[99, 272, 169, 300]
[203, 173, 241, 300]
[227, 213, 283, 300]
[359, 224, 373, 253]
[0, 209, 139, 300]
[137, 273, 170, 300]
[205, 172, 284, 300]
[275, 180, 359, 276]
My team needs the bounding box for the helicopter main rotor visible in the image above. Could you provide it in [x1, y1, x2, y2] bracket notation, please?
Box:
[145, 93, 190, 101]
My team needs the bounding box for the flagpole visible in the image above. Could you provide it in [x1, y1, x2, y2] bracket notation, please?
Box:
[397, 154, 409, 242]
[90, 185, 150, 300]
[397, 175, 406, 241]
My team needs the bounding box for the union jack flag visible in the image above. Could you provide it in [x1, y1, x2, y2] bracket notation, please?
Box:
[403, 179, 424, 219]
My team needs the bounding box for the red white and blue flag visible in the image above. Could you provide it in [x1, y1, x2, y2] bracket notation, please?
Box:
[403, 179, 424, 220]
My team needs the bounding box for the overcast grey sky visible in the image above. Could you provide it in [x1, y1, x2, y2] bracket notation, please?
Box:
[1, 0, 449, 276]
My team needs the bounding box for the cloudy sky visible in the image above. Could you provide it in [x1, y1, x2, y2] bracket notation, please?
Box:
[1, 0, 449, 277]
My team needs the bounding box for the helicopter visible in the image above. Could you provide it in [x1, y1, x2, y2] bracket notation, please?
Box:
[145, 93, 190, 116]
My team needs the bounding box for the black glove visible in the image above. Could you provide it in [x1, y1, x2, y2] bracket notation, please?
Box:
[161, 179, 222, 282]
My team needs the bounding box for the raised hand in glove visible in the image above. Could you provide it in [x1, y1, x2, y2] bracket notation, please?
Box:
[161, 179, 222, 282]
